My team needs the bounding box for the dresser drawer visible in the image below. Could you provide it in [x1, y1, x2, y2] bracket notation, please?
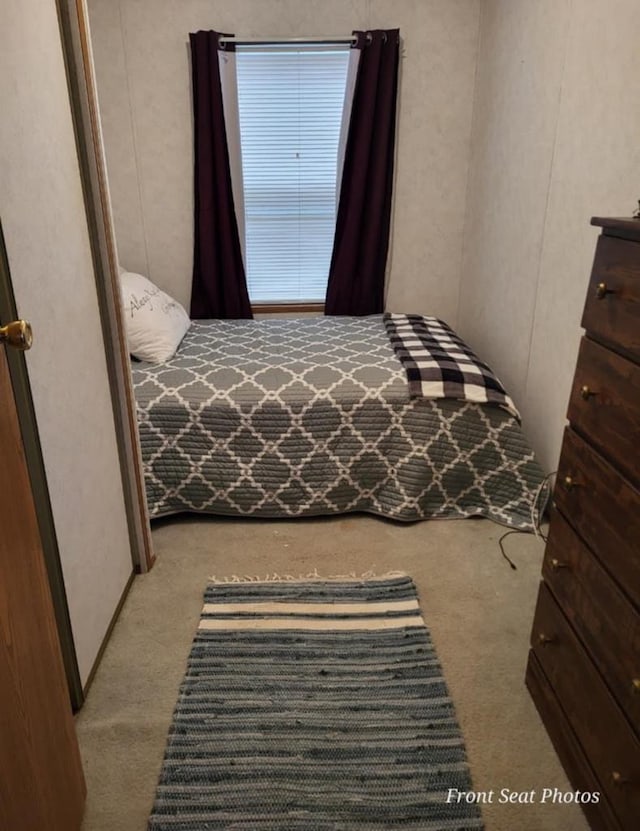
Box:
[531, 584, 640, 829]
[526, 652, 623, 831]
[568, 337, 640, 488]
[555, 428, 640, 609]
[544, 512, 640, 730]
[582, 234, 640, 360]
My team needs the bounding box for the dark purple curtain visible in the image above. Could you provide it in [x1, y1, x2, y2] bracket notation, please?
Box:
[325, 29, 400, 316]
[189, 30, 252, 319]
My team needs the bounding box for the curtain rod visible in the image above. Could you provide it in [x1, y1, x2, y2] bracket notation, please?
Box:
[218, 35, 357, 45]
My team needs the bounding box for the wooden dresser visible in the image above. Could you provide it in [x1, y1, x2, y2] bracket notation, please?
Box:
[526, 217, 640, 831]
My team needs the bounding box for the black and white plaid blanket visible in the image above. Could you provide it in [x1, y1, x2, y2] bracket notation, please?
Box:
[383, 313, 520, 420]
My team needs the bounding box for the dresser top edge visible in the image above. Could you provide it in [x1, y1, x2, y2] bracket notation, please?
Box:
[591, 216, 640, 242]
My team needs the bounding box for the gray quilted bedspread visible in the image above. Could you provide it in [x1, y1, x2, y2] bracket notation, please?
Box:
[131, 316, 547, 528]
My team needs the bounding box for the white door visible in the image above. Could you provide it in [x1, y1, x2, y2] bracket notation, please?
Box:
[1, 0, 135, 685]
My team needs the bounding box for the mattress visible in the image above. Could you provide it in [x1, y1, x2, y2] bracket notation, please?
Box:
[131, 315, 547, 528]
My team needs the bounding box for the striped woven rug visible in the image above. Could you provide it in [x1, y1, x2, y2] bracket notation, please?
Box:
[148, 575, 484, 830]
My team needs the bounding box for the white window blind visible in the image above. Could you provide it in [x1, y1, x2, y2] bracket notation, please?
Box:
[236, 44, 350, 304]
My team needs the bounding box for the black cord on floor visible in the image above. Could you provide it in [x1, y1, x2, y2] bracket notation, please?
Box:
[497, 470, 557, 569]
[498, 531, 521, 569]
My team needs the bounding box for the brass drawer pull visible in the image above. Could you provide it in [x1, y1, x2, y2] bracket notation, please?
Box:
[611, 771, 631, 786]
[596, 281, 615, 299]
[550, 558, 569, 571]
[632, 678, 640, 694]
[563, 475, 578, 491]
[579, 385, 597, 400]
[538, 633, 556, 646]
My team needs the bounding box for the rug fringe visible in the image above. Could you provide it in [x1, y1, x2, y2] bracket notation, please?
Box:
[208, 569, 408, 584]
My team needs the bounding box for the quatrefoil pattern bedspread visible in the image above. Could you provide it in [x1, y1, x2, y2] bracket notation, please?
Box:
[131, 316, 547, 528]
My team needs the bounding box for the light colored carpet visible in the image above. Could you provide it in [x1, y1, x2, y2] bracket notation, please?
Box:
[77, 515, 590, 831]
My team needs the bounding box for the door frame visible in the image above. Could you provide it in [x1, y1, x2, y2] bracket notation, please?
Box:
[55, 0, 154, 573]
[0, 223, 84, 711]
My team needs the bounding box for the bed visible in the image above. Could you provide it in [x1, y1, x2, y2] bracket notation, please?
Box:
[131, 314, 547, 529]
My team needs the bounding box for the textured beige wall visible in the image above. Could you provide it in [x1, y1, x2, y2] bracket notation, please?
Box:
[459, 0, 640, 473]
[1, 0, 133, 684]
[87, 0, 480, 322]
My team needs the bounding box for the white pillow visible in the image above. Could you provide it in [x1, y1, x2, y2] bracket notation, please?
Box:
[119, 270, 191, 363]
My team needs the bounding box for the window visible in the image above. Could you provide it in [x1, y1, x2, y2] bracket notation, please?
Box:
[236, 44, 350, 305]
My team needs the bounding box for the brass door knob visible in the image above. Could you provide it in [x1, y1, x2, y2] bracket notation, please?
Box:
[563, 475, 576, 490]
[0, 319, 33, 351]
[632, 678, 640, 694]
[550, 558, 568, 571]
[596, 281, 613, 299]
[538, 633, 555, 646]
